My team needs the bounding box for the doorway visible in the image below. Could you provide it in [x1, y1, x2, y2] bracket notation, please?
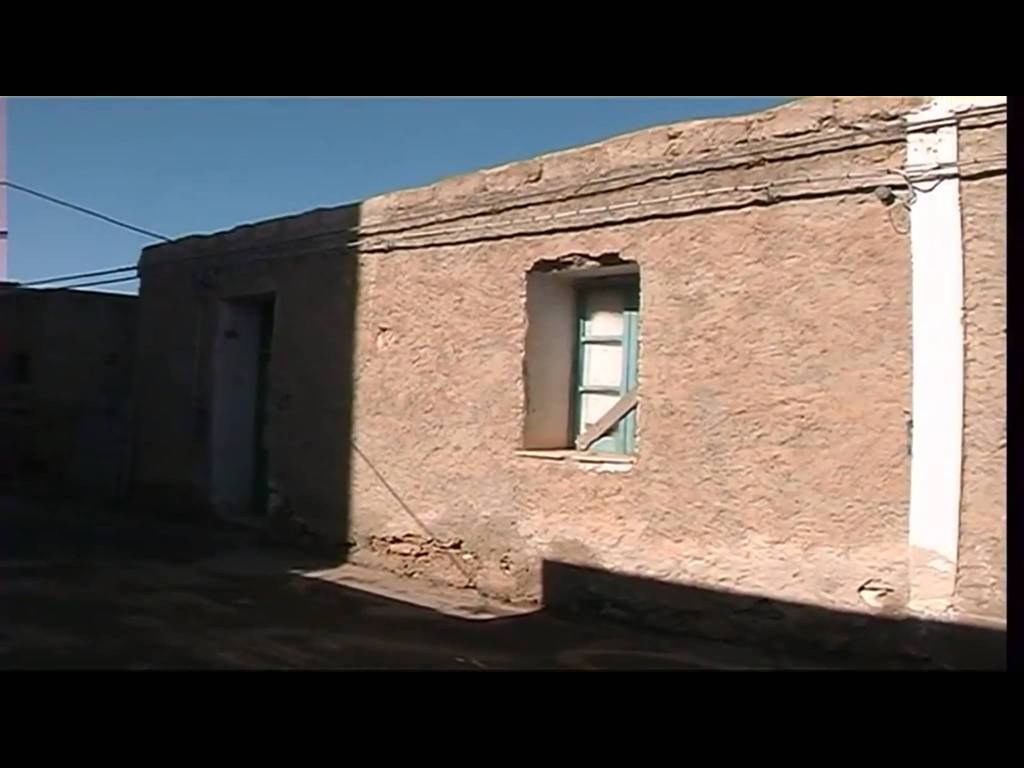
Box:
[210, 295, 275, 519]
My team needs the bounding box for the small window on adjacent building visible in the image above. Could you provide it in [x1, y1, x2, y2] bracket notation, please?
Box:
[523, 259, 640, 456]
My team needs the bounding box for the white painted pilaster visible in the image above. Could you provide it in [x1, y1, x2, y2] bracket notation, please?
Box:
[904, 96, 1005, 614]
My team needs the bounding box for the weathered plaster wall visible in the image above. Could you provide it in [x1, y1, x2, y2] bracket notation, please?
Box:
[956, 119, 1006, 621]
[347, 96, 924, 611]
[350, 195, 914, 610]
[0, 288, 137, 495]
[135, 97, 953, 621]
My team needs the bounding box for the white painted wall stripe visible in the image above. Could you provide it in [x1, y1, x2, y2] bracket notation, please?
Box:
[905, 96, 1006, 611]
[907, 102, 963, 569]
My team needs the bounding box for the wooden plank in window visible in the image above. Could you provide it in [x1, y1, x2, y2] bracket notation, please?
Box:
[575, 387, 638, 451]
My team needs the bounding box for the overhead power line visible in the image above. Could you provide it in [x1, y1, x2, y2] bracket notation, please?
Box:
[53, 275, 139, 290]
[16, 265, 137, 287]
[0, 177, 158, 293]
[0, 274, 140, 298]
[0, 180, 171, 242]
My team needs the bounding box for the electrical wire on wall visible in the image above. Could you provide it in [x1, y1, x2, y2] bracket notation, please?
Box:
[130, 151, 1007, 271]
[123, 102, 1007, 269]
[5, 149, 1005, 293]
[346, 103, 1007, 239]
[3, 103, 1006, 288]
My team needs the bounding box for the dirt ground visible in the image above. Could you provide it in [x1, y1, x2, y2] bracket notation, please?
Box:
[0, 494, 826, 670]
[0, 494, 932, 670]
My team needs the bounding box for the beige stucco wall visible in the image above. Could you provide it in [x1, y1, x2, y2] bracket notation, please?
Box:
[347, 97, 923, 613]
[956, 118, 1006, 621]
[351, 191, 913, 612]
[130, 96, 1002, 627]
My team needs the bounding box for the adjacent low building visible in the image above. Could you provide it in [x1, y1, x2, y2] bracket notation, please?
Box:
[130, 96, 1006, 656]
[0, 285, 137, 496]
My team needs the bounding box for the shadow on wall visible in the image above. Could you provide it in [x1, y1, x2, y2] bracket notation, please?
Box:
[0, 288, 138, 500]
[251, 212, 359, 557]
[132, 203, 369, 561]
[190, 200, 490, 584]
[540, 559, 1006, 670]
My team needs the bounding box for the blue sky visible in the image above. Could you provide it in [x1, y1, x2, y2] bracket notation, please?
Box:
[7, 97, 788, 291]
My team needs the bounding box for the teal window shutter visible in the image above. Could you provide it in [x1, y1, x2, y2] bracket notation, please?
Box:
[572, 278, 639, 454]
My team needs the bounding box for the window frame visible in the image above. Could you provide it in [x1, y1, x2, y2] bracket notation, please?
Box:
[570, 276, 640, 455]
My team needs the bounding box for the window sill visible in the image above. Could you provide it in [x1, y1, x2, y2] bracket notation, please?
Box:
[515, 449, 636, 466]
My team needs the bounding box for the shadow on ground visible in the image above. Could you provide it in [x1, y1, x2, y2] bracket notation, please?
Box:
[0, 496, 1005, 670]
[541, 560, 1006, 670]
[0, 497, 732, 669]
